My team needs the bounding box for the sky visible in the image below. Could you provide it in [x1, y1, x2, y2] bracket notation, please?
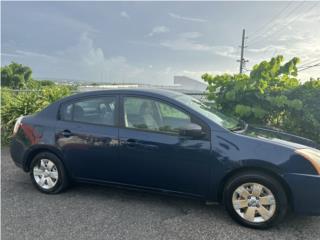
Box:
[1, 1, 320, 85]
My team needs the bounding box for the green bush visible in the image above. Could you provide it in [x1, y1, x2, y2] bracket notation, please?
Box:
[26, 79, 56, 89]
[202, 56, 320, 144]
[283, 79, 320, 144]
[1, 86, 73, 144]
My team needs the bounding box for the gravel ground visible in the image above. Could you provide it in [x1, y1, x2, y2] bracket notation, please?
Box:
[1, 147, 320, 240]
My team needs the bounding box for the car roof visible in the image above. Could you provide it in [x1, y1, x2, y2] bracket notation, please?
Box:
[64, 88, 184, 101]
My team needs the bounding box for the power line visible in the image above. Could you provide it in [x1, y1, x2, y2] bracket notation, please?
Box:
[299, 58, 320, 68]
[272, 1, 318, 37]
[247, 1, 319, 59]
[298, 62, 320, 72]
[242, 62, 320, 74]
[248, 1, 305, 45]
[247, 1, 293, 44]
[249, 1, 316, 47]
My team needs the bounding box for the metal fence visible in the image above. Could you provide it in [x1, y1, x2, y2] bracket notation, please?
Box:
[1, 87, 208, 99]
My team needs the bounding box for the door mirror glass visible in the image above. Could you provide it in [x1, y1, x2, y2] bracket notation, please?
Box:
[179, 123, 204, 138]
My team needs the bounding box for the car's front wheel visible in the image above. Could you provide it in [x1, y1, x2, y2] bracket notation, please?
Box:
[30, 152, 69, 194]
[223, 171, 288, 229]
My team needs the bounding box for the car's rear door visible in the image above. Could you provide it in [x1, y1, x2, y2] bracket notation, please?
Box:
[55, 95, 121, 181]
[118, 95, 212, 197]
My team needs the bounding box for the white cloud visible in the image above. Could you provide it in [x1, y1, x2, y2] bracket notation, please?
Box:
[212, 46, 238, 59]
[15, 50, 57, 60]
[161, 38, 210, 51]
[147, 26, 170, 37]
[160, 33, 237, 59]
[120, 11, 130, 19]
[179, 70, 233, 80]
[168, 12, 207, 23]
[1, 50, 59, 63]
[296, 10, 320, 23]
[247, 45, 286, 54]
[55, 33, 148, 82]
[179, 32, 202, 39]
[278, 35, 307, 42]
[0, 52, 22, 58]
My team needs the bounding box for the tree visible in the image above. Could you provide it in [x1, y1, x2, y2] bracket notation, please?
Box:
[202, 56, 320, 144]
[284, 79, 320, 144]
[1, 62, 33, 89]
[202, 56, 301, 125]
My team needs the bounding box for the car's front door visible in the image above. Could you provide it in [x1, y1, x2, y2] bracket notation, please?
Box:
[55, 95, 121, 181]
[118, 96, 212, 197]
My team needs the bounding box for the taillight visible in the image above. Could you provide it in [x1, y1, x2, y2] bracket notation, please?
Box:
[13, 116, 24, 135]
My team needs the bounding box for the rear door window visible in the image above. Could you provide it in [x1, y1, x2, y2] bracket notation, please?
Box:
[60, 96, 116, 126]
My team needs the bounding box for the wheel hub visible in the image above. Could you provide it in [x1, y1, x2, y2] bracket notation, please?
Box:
[248, 196, 259, 207]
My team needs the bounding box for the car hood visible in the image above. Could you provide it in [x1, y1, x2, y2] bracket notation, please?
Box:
[239, 125, 319, 150]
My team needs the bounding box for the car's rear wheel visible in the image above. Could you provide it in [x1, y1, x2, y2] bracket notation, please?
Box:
[30, 152, 69, 194]
[223, 171, 288, 229]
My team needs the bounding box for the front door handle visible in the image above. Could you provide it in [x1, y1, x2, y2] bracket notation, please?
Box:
[61, 130, 72, 138]
[124, 139, 158, 150]
[125, 139, 137, 148]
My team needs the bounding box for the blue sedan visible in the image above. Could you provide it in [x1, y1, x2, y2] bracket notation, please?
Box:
[10, 88, 320, 229]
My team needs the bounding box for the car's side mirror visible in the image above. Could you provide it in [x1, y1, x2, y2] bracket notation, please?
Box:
[179, 123, 205, 138]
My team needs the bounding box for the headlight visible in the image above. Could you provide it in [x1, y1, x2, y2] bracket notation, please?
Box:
[296, 148, 320, 174]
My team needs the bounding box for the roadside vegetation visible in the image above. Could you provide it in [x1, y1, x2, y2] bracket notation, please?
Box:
[1, 62, 75, 144]
[202, 55, 320, 144]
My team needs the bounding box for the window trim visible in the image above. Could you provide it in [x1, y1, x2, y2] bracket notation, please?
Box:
[119, 94, 210, 139]
[58, 94, 120, 128]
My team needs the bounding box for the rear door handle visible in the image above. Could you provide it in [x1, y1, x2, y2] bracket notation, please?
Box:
[61, 130, 72, 138]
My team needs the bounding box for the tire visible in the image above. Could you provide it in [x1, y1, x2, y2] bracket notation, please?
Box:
[223, 171, 288, 229]
[30, 151, 69, 194]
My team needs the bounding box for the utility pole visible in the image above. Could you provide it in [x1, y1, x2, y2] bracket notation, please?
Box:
[238, 29, 248, 74]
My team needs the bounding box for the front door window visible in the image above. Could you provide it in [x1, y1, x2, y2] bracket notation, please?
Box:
[123, 97, 192, 134]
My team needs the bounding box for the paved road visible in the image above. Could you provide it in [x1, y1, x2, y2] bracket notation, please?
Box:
[1, 147, 320, 240]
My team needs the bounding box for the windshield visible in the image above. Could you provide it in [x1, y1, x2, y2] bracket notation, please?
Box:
[175, 94, 243, 131]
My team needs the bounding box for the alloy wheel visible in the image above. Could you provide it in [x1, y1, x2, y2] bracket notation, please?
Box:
[232, 182, 276, 223]
[33, 159, 59, 190]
